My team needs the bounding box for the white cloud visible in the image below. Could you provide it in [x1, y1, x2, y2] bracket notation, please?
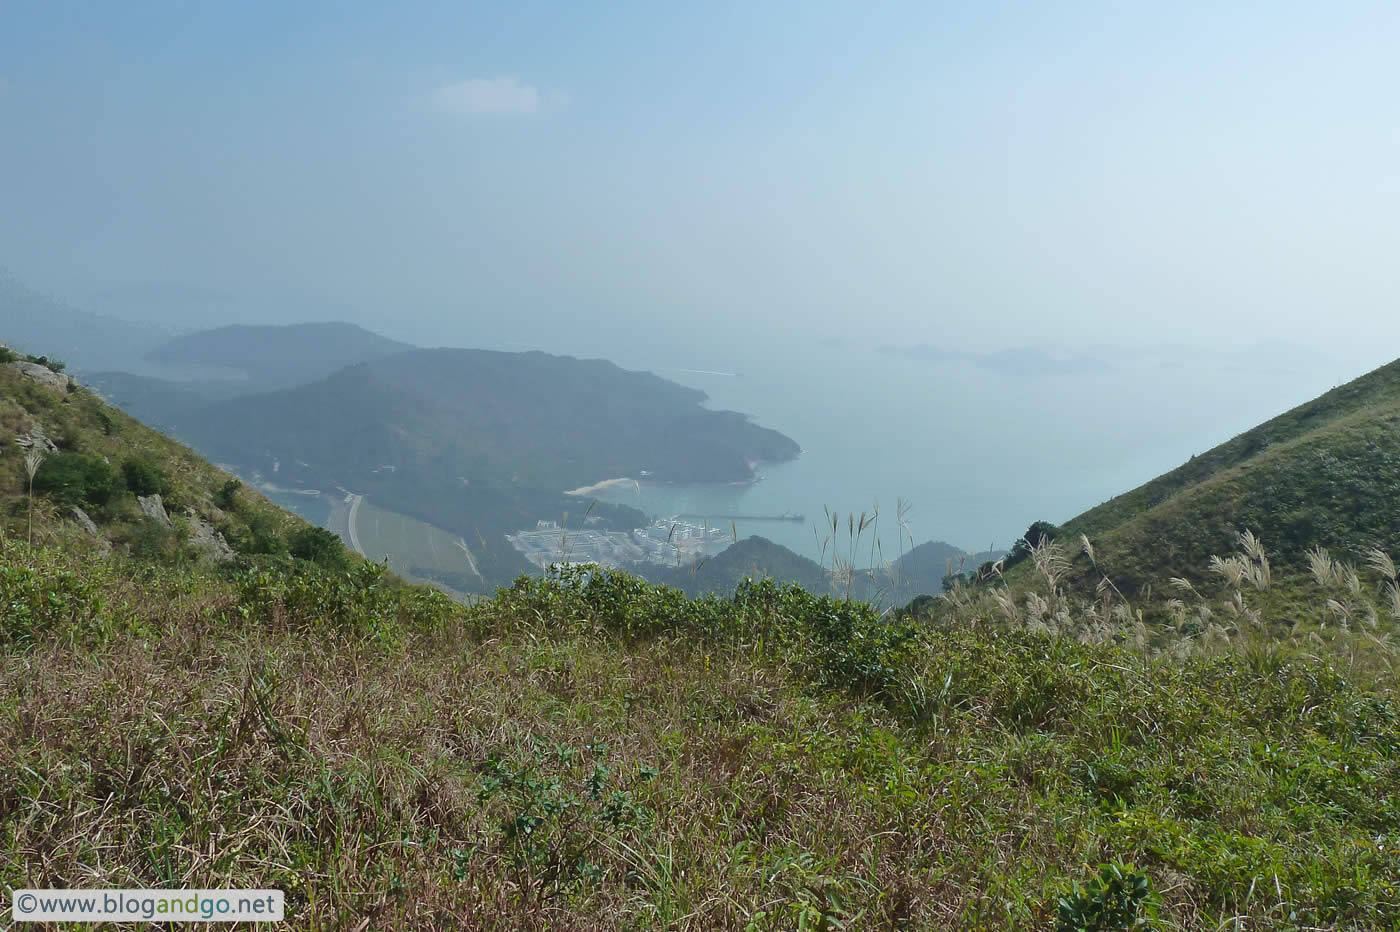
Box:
[427, 76, 550, 117]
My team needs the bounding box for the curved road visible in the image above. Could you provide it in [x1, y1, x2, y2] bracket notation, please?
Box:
[346, 493, 366, 555]
[344, 492, 482, 581]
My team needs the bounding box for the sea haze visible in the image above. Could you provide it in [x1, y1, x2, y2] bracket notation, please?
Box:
[569, 336, 1344, 567]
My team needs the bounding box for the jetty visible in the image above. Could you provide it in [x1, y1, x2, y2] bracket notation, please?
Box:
[675, 512, 805, 523]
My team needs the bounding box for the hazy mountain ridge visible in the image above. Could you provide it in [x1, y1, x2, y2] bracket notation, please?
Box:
[166, 344, 799, 492]
[0, 270, 178, 373]
[879, 340, 1329, 377]
[144, 322, 415, 389]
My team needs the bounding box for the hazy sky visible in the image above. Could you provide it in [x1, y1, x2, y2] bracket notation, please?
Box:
[3, 1, 1399, 366]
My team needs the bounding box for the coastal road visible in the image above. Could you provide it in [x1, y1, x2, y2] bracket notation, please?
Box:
[346, 493, 366, 556]
[343, 492, 482, 582]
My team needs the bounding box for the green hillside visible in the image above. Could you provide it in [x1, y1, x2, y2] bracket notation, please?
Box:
[639, 535, 1004, 603]
[4, 343, 1400, 929]
[1043, 357, 1400, 593]
[635, 534, 832, 597]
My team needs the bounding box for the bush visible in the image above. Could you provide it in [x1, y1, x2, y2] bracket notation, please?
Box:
[289, 525, 350, 569]
[215, 478, 241, 510]
[20, 354, 66, 373]
[1003, 519, 1065, 570]
[1056, 862, 1157, 931]
[32, 452, 121, 508]
[121, 458, 170, 497]
[235, 561, 403, 643]
[125, 517, 184, 563]
[231, 510, 287, 555]
[476, 738, 656, 897]
[0, 544, 105, 647]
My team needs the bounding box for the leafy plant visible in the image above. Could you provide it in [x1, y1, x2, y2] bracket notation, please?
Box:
[215, 478, 242, 510]
[32, 451, 121, 508]
[1056, 862, 1157, 931]
[475, 738, 656, 898]
[121, 458, 170, 497]
[288, 525, 349, 569]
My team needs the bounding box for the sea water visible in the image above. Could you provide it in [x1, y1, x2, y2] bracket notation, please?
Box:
[581, 338, 1342, 567]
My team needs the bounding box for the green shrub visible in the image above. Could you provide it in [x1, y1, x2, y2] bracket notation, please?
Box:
[125, 517, 183, 562]
[504, 569, 916, 698]
[231, 510, 287, 555]
[475, 738, 656, 897]
[1056, 862, 1157, 931]
[289, 525, 350, 569]
[94, 408, 116, 436]
[215, 478, 241, 510]
[23, 354, 65, 373]
[1002, 520, 1065, 570]
[121, 458, 170, 496]
[0, 544, 104, 647]
[32, 452, 121, 507]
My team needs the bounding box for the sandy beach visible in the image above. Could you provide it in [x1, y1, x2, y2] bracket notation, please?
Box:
[564, 477, 640, 497]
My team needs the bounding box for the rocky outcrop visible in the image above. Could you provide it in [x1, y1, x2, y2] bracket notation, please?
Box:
[15, 426, 59, 453]
[187, 513, 235, 562]
[68, 506, 112, 557]
[137, 493, 172, 527]
[69, 506, 99, 536]
[10, 360, 72, 390]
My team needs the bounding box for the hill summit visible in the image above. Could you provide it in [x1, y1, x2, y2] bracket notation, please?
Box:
[1032, 355, 1400, 593]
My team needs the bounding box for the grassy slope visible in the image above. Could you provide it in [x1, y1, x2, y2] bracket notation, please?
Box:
[3, 548, 1398, 929]
[0, 360, 306, 556]
[1052, 358, 1400, 591]
[4, 351, 1400, 929]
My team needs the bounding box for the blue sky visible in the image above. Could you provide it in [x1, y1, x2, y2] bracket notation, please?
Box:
[3, 1, 1399, 364]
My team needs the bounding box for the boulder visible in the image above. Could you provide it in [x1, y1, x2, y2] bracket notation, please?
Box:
[68, 506, 111, 556]
[137, 493, 172, 527]
[10, 360, 72, 390]
[187, 513, 235, 562]
[69, 506, 99, 536]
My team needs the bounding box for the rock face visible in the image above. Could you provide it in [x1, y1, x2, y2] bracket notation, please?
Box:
[137, 493, 172, 527]
[16, 426, 59, 453]
[68, 506, 113, 556]
[187, 513, 235, 562]
[69, 507, 99, 536]
[10, 361, 72, 390]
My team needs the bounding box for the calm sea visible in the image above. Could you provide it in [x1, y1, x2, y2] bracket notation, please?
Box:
[579, 338, 1343, 568]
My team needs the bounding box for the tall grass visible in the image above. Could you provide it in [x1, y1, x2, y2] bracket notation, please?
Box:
[4, 523, 1400, 928]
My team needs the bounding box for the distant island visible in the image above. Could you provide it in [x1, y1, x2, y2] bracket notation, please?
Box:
[877, 343, 1112, 375]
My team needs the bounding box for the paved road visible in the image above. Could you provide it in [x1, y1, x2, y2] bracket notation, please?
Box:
[345, 492, 482, 582]
[346, 493, 366, 556]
